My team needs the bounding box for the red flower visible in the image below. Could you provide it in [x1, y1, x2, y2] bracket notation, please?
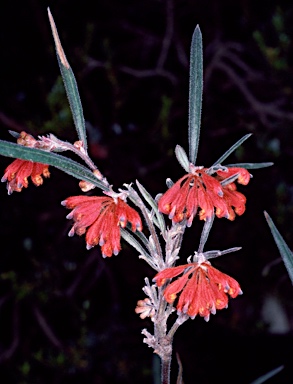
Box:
[158, 166, 250, 224]
[154, 257, 242, 321]
[62, 195, 142, 257]
[217, 167, 251, 185]
[221, 182, 246, 221]
[1, 131, 50, 194]
[2, 159, 50, 194]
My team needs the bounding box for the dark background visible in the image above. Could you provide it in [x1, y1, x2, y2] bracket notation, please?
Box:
[0, 0, 293, 383]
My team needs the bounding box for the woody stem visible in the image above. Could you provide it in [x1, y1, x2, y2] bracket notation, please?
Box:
[153, 288, 173, 384]
[160, 315, 188, 383]
[161, 357, 171, 384]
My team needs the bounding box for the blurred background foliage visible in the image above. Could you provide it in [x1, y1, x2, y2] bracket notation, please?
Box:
[0, 0, 293, 383]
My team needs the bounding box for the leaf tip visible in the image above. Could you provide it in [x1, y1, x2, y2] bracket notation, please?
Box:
[264, 210, 272, 225]
[194, 24, 202, 36]
[48, 8, 70, 69]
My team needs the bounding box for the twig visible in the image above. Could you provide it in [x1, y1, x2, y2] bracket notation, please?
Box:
[205, 41, 293, 127]
[0, 302, 19, 362]
[0, 111, 27, 132]
[157, 0, 174, 69]
[33, 305, 63, 349]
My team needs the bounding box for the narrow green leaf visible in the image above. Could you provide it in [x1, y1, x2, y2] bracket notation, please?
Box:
[198, 215, 214, 253]
[175, 145, 190, 172]
[0, 141, 107, 191]
[250, 365, 283, 384]
[225, 162, 274, 169]
[188, 25, 203, 165]
[264, 211, 293, 284]
[212, 134, 252, 166]
[120, 228, 151, 259]
[136, 180, 166, 234]
[131, 228, 150, 249]
[48, 8, 87, 151]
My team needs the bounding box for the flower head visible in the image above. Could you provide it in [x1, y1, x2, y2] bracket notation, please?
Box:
[2, 160, 50, 195]
[1, 131, 50, 194]
[135, 298, 156, 319]
[62, 194, 142, 257]
[154, 252, 242, 321]
[158, 166, 250, 225]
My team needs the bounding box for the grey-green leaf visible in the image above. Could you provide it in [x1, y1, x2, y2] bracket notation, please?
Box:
[198, 215, 214, 253]
[0, 141, 107, 191]
[120, 228, 151, 259]
[212, 134, 252, 166]
[264, 211, 293, 284]
[136, 180, 166, 235]
[225, 162, 273, 169]
[250, 365, 284, 384]
[188, 25, 203, 165]
[48, 8, 87, 152]
[175, 145, 190, 172]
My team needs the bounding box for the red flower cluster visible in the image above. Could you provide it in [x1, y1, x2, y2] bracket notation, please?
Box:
[158, 167, 250, 224]
[1, 131, 50, 194]
[2, 160, 50, 195]
[62, 195, 142, 257]
[154, 258, 242, 321]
